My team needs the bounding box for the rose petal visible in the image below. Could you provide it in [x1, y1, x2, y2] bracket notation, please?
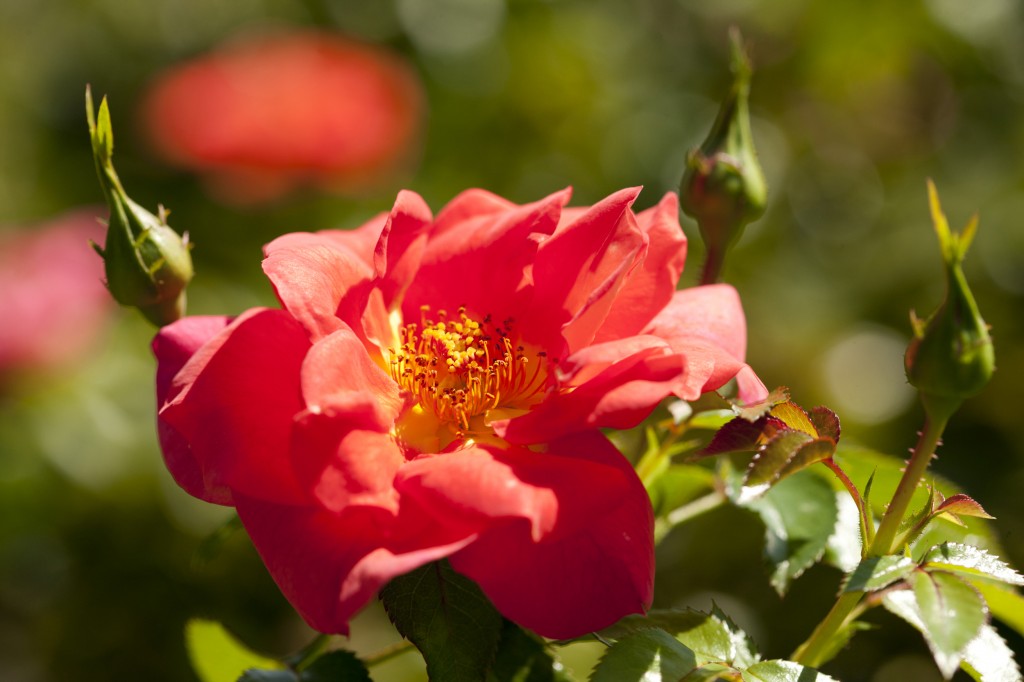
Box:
[593, 192, 687, 342]
[372, 190, 432, 309]
[645, 284, 748, 361]
[448, 432, 653, 639]
[529, 187, 646, 355]
[262, 231, 375, 342]
[403, 188, 570, 326]
[394, 441, 631, 542]
[158, 308, 310, 504]
[153, 315, 234, 504]
[236, 495, 474, 635]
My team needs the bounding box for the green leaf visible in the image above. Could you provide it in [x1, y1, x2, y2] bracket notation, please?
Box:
[599, 607, 758, 669]
[740, 660, 836, 682]
[923, 543, 1024, 587]
[589, 629, 698, 682]
[824, 492, 862, 574]
[976, 583, 1024, 641]
[745, 471, 839, 595]
[882, 571, 987, 678]
[961, 623, 1021, 682]
[186, 619, 280, 682]
[380, 560, 503, 682]
[490, 620, 574, 682]
[843, 555, 916, 593]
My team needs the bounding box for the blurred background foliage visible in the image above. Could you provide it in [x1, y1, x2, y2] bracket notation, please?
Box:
[1, 0, 1022, 680]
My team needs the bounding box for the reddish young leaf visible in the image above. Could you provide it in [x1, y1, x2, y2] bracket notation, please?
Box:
[745, 430, 815, 489]
[700, 417, 768, 457]
[809, 406, 841, 443]
[935, 494, 995, 520]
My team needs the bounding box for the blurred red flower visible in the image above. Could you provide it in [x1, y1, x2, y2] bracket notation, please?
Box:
[153, 187, 765, 638]
[0, 209, 111, 378]
[142, 31, 423, 203]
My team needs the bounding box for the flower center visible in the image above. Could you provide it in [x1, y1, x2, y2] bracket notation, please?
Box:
[388, 306, 549, 445]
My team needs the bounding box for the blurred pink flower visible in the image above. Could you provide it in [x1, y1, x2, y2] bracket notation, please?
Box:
[0, 209, 111, 377]
[141, 31, 423, 204]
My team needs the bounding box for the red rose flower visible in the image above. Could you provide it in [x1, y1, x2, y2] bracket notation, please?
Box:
[154, 187, 765, 638]
[141, 31, 422, 203]
[0, 209, 111, 378]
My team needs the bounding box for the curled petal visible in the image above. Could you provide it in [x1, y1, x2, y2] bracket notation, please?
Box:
[236, 495, 474, 635]
[594, 192, 687, 343]
[292, 410, 405, 513]
[158, 308, 310, 504]
[394, 441, 632, 542]
[372, 189, 432, 309]
[404, 188, 570, 326]
[645, 284, 748, 361]
[263, 231, 376, 342]
[448, 432, 654, 639]
[529, 187, 645, 354]
[153, 315, 233, 504]
[300, 326, 403, 419]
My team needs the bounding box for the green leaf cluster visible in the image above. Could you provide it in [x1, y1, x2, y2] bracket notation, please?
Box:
[836, 542, 1024, 679]
[590, 608, 834, 682]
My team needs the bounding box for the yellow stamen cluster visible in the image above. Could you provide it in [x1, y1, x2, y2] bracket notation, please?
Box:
[389, 306, 548, 435]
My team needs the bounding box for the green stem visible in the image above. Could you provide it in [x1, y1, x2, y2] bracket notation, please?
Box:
[364, 639, 415, 667]
[286, 634, 331, 671]
[823, 458, 873, 547]
[655, 489, 728, 543]
[868, 415, 947, 557]
[791, 591, 862, 668]
[793, 414, 949, 668]
[700, 242, 725, 285]
[666, 489, 727, 526]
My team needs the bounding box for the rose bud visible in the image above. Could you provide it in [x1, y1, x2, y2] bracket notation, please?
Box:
[87, 88, 193, 327]
[680, 28, 766, 284]
[904, 180, 994, 422]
